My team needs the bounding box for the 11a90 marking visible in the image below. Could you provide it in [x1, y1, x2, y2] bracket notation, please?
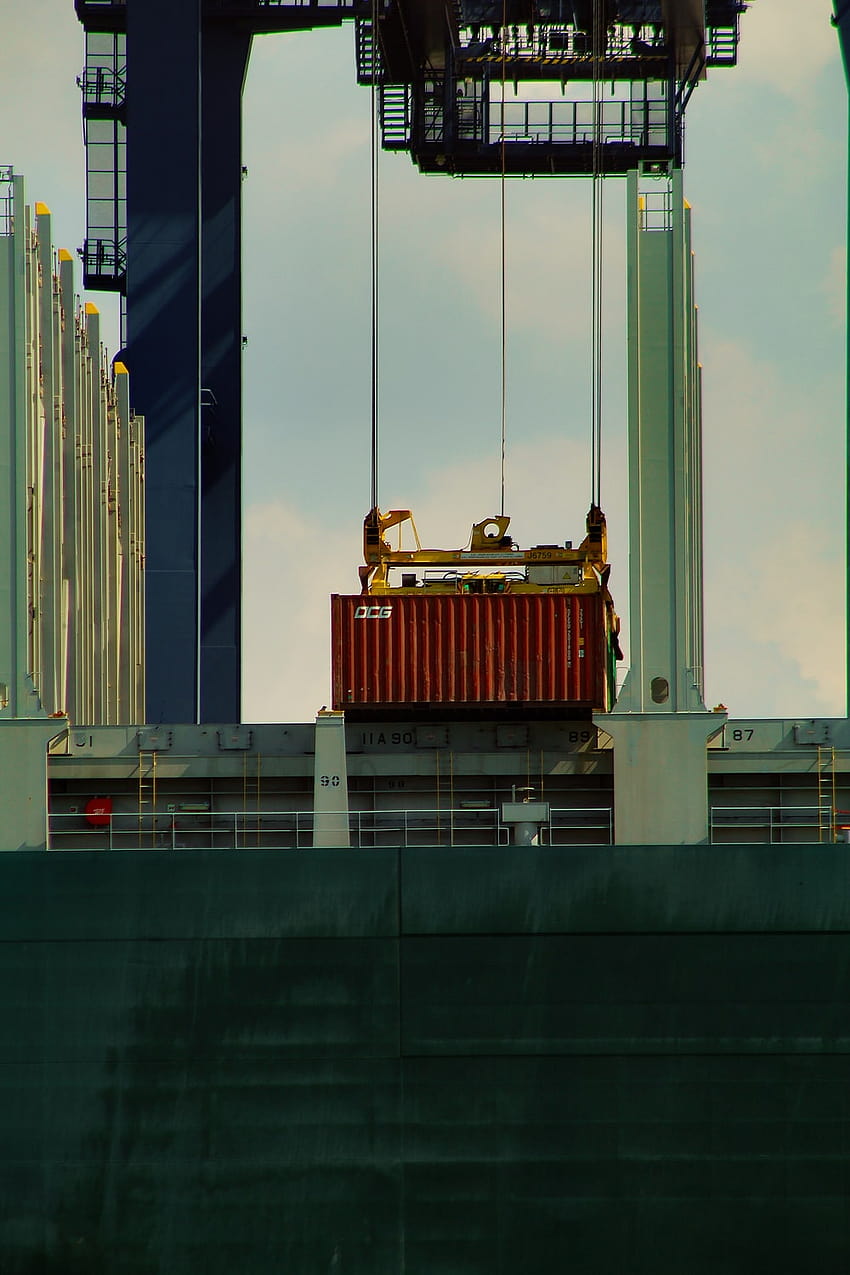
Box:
[354, 605, 392, 619]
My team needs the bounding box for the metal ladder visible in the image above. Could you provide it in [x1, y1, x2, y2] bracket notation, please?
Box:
[355, 16, 378, 85]
[817, 746, 836, 843]
[355, 19, 410, 149]
[380, 84, 412, 149]
[138, 750, 157, 847]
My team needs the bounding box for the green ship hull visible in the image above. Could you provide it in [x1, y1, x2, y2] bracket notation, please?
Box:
[3, 843, 849, 1273]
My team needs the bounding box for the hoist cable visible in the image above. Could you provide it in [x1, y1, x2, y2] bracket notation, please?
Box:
[369, 0, 380, 511]
[499, 0, 508, 517]
[589, 0, 604, 510]
[591, 177, 603, 507]
[500, 175, 507, 519]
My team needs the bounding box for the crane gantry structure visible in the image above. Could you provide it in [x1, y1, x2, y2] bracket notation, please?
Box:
[74, 0, 748, 724]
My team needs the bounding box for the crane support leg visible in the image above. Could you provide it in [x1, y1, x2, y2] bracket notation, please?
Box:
[126, 2, 249, 722]
[127, 0, 203, 723]
[617, 166, 705, 713]
[596, 167, 725, 844]
[200, 27, 251, 723]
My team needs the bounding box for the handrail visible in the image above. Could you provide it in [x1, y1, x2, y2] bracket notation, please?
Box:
[488, 95, 667, 149]
[48, 805, 614, 850]
[709, 805, 826, 845]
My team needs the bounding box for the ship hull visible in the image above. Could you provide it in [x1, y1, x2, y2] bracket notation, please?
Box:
[1, 843, 848, 1273]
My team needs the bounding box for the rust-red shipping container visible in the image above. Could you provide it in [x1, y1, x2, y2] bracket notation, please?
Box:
[331, 592, 615, 711]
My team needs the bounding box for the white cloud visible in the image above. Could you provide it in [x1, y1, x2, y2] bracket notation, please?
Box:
[736, 0, 837, 101]
[705, 522, 844, 717]
[246, 112, 369, 202]
[395, 433, 627, 560]
[242, 502, 360, 721]
[433, 184, 627, 342]
[701, 333, 845, 716]
[748, 111, 833, 182]
[0, 5, 85, 193]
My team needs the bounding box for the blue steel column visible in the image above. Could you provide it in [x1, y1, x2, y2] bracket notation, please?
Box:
[200, 26, 251, 723]
[126, 0, 202, 723]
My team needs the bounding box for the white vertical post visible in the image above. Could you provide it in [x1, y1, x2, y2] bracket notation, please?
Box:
[313, 709, 350, 848]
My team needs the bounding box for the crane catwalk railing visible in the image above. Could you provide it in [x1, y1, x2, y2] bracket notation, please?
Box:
[487, 95, 668, 149]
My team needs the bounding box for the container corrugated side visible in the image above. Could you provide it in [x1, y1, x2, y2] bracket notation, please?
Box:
[331, 593, 612, 710]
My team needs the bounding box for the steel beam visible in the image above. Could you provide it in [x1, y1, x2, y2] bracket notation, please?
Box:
[126, 0, 203, 723]
[108, 2, 250, 723]
[200, 26, 251, 722]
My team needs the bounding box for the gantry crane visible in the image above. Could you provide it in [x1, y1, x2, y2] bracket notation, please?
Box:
[74, 0, 749, 728]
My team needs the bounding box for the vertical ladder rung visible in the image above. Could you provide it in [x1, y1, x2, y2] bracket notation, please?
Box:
[138, 749, 158, 847]
[817, 745, 836, 843]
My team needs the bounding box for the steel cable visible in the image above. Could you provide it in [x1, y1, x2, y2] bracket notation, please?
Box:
[590, 0, 604, 509]
[499, 0, 508, 517]
[369, 0, 380, 511]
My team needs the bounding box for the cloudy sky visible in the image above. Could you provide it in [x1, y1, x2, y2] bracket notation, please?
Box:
[0, 1, 846, 722]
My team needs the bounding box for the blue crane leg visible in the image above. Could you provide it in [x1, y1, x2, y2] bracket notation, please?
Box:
[127, 0, 202, 723]
[200, 27, 251, 723]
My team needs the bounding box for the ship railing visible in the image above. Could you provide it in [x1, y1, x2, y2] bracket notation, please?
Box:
[48, 805, 614, 850]
[709, 805, 825, 845]
[47, 807, 505, 850]
[546, 807, 613, 845]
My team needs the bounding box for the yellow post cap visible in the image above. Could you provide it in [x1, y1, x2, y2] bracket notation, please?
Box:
[35, 201, 51, 216]
[84, 301, 99, 315]
[114, 361, 129, 376]
[58, 248, 73, 262]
